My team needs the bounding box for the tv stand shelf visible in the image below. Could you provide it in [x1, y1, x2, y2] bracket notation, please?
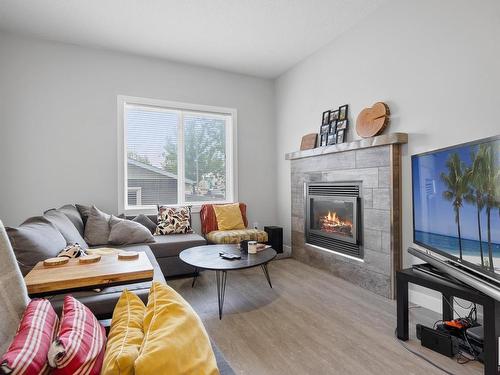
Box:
[397, 266, 500, 375]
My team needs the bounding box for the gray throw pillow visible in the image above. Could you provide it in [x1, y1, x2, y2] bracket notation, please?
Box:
[6, 216, 67, 276]
[75, 204, 92, 226]
[132, 214, 157, 234]
[58, 204, 85, 237]
[84, 206, 111, 246]
[0, 220, 29, 355]
[44, 209, 89, 249]
[108, 216, 155, 245]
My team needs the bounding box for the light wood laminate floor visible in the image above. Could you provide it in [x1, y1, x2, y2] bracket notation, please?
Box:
[169, 258, 483, 375]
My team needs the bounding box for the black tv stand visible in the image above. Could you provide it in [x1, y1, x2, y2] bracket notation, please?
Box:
[397, 265, 500, 375]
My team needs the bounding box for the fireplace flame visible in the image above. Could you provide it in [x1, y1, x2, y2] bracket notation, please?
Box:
[320, 211, 352, 236]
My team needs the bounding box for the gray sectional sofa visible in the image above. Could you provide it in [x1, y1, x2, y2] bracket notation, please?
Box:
[7, 204, 206, 319]
[4, 205, 235, 374]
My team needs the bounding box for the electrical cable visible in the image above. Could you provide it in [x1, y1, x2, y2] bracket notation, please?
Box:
[394, 328, 457, 375]
[453, 298, 473, 310]
[438, 298, 479, 363]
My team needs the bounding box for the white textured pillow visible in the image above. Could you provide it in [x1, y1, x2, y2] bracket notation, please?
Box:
[0, 220, 29, 355]
[84, 206, 111, 246]
[108, 216, 154, 245]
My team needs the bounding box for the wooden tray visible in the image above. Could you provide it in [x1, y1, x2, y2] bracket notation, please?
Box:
[25, 252, 154, 296]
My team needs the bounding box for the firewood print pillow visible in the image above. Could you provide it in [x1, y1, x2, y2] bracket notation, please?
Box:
[155, 206, 193, 235]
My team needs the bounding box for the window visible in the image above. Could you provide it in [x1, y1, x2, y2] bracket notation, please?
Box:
[118, 96, 237, 213]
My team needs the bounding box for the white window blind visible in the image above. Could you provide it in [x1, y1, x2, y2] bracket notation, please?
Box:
[121, 97, 235, 211]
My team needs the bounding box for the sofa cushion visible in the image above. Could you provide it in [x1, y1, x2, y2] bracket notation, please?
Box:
[84, 206, 112, 246]
[58, 204, 85, 237]
[47, 245, 166, 319]
[155, 206, 193, 235]
[134, 282, 218, 375]
[200, 203, 248, 234]
[44, 209, 89, 249]
[49, 296, 106, 375]
[0, 299, 59, 375]
[75, 203, 92, 226]
[132, 214, 157, 234]
[7, 216, 67, 276]
[108, 215, 154, 245]
[148, 233, 206, 258]
[101, 290, 146, 375]
[0, 220, 29, 355]
[206, 229, 268, 244]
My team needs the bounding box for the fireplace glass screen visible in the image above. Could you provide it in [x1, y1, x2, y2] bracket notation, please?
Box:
[310, 198, 355, 241]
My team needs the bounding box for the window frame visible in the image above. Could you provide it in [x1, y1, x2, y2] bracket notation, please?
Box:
[117, 95, 238, 215]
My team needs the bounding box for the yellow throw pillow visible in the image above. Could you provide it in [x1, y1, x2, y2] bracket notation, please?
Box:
[213, 203, 245, 231]
[101, 289, 146, 375]
[135, 282, 219, 375]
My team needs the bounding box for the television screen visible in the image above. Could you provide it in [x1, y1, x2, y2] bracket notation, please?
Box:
[412, 136, 500, 276]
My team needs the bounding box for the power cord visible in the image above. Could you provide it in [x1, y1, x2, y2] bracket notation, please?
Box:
[394, 328, 457, 375]
[395, 302, 480, 374]
[440, 298, 479, 362]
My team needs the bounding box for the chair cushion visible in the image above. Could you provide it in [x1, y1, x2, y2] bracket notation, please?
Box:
[200, 203, 248, 234]
[7, 216, 67, 276]
[0, 220, 29, 355]
[101, 290, 146, 375]
[47, 245, 165, 319]
[49, 296, 106, 375]
[0, 299, 59, 374]
[44, 209, 89, 249]
[213, 203, 245, 231]
[206, 229, 268, 244]
[134, 282, 218, 375]
[148, 233, 206, 258]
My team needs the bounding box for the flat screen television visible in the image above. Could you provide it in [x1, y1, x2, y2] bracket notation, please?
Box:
[412, 135, 500, 282]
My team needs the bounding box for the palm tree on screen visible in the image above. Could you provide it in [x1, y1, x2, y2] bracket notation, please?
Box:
[465, 150, 486, 266]
[441, 153, 469, 259]
[481, 144, 500, 271]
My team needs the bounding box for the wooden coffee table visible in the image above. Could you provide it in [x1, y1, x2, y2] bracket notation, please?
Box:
[24, 252, 154, 297]
[180, 244, 277, 319]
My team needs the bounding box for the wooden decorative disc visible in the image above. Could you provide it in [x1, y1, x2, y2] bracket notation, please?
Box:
[356, 102, 390, 138]
[118, 251, 139, 261]
[43, 257, 69, 267]
[300, 133, 318, 150]
[79, 254, 101, 264]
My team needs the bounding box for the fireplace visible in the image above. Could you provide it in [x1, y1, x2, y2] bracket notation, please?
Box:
[305, 183, 362, 258]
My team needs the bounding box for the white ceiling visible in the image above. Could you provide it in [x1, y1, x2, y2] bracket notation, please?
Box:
[0, 0, 387, 78]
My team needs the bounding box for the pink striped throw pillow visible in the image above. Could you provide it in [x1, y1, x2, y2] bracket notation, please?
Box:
[48, 296, 106, 375]
[0, 299, 59, 375]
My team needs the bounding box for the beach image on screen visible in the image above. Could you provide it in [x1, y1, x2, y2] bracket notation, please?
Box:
[412, 138, 500, 272]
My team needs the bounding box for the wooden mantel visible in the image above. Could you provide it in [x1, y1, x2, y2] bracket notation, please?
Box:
[285, 132, 408, 160]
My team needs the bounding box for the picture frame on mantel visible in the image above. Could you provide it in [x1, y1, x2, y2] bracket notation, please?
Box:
[338, 104, 348, 121]
[327, 132, 337, 146]
[329, 110, 339, 123]
[322, 110, 330, 125]
[336, 129, 345, 143]
[320, 133, 328, 147]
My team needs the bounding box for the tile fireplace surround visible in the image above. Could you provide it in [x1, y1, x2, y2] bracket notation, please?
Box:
[285, 133, 408, 298]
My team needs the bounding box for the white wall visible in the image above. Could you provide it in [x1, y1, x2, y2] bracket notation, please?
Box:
[0, 32, 277, 231]
[275, 0, 500, 306]
[276, 0, 500, 257]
